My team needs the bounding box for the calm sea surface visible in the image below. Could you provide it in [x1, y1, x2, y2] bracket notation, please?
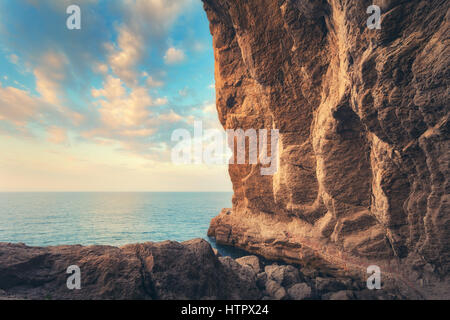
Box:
[0, 192, 245, 256]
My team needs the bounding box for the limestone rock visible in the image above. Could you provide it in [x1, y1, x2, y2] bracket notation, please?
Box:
[203, 0, 450, 298]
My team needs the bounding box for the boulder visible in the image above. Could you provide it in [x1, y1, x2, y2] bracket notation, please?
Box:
[235, 255, 261, 273]
[265, 279, 288, 300]
[287, 283, 312, 300]
[256, 272, 267, 290]
[264, 264, 300, 287]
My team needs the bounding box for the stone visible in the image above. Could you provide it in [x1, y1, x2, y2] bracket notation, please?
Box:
[217, 256, 261, 299]
[212, 248, 220, 256]
[256, 272, 267, 290]
[235, 255, 261, 273]
[0, 240, 261, 300]
[203, 0, 449, 298]
[287, 283, 312, 300]
[265, 279, 288, 300]
[326, 290, 355, 300]
[264, 264, 300, 287]
[354, 289, 397, 301]
[315, 277, 349, 293]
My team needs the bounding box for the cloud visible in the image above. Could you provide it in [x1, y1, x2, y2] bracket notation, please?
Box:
[92, 75, 155, 129]
[47, 126, 69, 145]
[106, 26, 144, 87]
[26, 0, 99, 9]
[123, 0, 193, 37]
[158, 110, 183, 123]
[154, 97, 168, 105]
[145, 75, 164, 87]
[164, 47, 186, 64]
[89, 75, 169, 155]
[0, 85, 40, 125]
[101, 0, 192, 87]
[33, 52, 67, 105]
[192, 41, 206, 52]
[0, 51, 84, 130]
[0, 83, 82, 135]
[202, 103, 216, 114]
[120, 128, 155, 137]
[0, 0, 211, 162]
[32, 51, 84, 125]
[93, 63, 109, 74]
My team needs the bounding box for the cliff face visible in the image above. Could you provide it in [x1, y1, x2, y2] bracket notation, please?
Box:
[204, 0, 449, 296]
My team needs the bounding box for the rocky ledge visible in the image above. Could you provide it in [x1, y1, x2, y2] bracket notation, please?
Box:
[0, 239, 425, 300]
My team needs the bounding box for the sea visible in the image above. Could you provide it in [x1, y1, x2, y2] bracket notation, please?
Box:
[0, 192, 247, 258]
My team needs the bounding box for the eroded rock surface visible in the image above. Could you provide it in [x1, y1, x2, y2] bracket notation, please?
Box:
[0, 240, 260, 300]
[0, 243, 427, 300]
[203, 0, 449, 298]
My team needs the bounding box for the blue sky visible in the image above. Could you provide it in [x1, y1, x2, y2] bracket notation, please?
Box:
[0, 0, 231, 191]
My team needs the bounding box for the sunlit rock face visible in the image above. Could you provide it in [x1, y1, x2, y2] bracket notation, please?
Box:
[203, 0, 449, 297]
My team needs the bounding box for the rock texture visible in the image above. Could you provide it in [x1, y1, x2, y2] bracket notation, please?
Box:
[0, 242, 425, 300]
[204, 0, 449, 298]
[0, 240, 260, 300]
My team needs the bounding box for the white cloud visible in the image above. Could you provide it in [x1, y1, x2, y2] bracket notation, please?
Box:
[101, 0, 192, 87]
[90, 75, 169, 144]
[202, 103, 216, 114]
[92, 75, 154, 129]
[164, 47, 186, 65]
[107, 26, 144, 87]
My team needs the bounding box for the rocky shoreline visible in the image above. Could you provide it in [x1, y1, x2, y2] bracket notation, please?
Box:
[0, 239, 423, 300]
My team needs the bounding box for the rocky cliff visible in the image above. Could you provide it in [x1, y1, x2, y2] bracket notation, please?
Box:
[204, 0, 449, 298]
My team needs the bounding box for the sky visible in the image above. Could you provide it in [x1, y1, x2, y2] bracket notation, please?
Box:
[0, 0, 232, 192]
